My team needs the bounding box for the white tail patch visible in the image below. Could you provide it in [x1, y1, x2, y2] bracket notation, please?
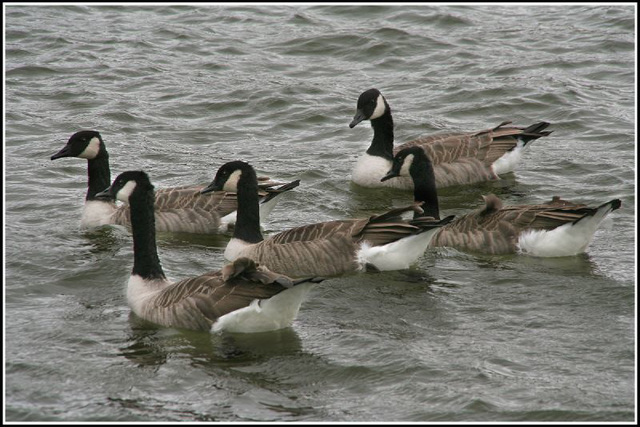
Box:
[356, 228, 440, 271]
[258, 193, 280, 221]
[219, 211, 237, 231]
[517, 204, 616, 257]
[212, 282, 315, 333]
[492, 139, 527, 175]
[219, 193, 282, 231]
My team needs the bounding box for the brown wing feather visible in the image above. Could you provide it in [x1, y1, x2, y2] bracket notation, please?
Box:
[268, 219, 364, 244]
[394, 122, 550, 187]
[431, 195, 604, 254]
[109, 188, 238, 232]
[239, 235, 361, 278]
[238, 205, 449, 277]
[139, 260, 294, 331]
[110, 206, 131, 228]
[153, 187, 236, 215]
[267, 204, 423, 245]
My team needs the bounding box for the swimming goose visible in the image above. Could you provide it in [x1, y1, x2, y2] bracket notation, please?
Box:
[51, 130, 298, 232]
[349, 88, 553, 189]
[95, 170, 323, 333]
[383, 146, 622, 256]
[200, 161, 454, 278]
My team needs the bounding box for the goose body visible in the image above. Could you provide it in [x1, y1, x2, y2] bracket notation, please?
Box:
[349, 88, 553, 189]
[51, 131, 298, 233]
[95, 171, 322, 333]
[201, 161, 454, 278]
[384, 146, 622, 256]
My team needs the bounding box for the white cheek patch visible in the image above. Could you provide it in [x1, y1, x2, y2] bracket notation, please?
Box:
[223, 170, 242, 192]
[369, 94, 387, 120]
[400, 154, 414, 176]
[116, 181, 137, 203]
[78, 137, 101, 159]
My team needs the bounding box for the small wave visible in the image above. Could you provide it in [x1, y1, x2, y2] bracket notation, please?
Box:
[389, 9, 474, 28]
[6, 65, 59, 77]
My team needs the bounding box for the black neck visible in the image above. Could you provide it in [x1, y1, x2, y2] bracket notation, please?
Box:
[366, 109, 394, 161]
[411, 154, 441, 220]
[234, 168, 264, 244]
[129, 187, 166, 280]
[86, 151, 111, 201]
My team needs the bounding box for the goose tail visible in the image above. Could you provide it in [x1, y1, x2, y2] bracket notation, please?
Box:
[256, 179, 301, 222]
[260, 179, 301, 205]
[573, 198, 622, 225]
[214, 258, 318, 333]
[356, 214, 455, 271]
[519, 121, 553, 146]
[518, 198, 621, 257]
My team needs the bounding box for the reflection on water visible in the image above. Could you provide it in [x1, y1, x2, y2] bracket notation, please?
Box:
[511, 251, 602, 277]
[153, 230, 231, 250]
[120, 314, 304, 368]
[119, 324, 169, 368]
[82, 225, 130, 255]
[433, 245, 601, 278]
[79, 213, 231, 251]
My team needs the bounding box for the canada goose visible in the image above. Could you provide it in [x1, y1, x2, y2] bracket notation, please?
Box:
[349, 88, 552, 189]
[94, 170, 323, 333]
[51, 130, 299, 232]
[200, 161, 454, 278]
[383, 146, 622, 256]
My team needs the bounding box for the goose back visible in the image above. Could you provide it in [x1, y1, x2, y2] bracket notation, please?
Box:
[431, 195, 622, 255]
[396, 121, 552, 188]
[111, 187, 234, 234]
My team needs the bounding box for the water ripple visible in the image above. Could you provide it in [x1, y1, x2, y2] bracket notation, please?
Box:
[5, 4, 635, 423]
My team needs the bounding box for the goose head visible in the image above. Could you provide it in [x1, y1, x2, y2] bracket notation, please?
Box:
[349, 88, 389, 128]
[96, 170, 153, 204]
[381, 146, 427, 182]
[200, 161, 254, 195]
[51, 130, 106, 160]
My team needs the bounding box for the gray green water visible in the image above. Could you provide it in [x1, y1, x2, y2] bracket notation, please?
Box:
[4, 4, 636, 422]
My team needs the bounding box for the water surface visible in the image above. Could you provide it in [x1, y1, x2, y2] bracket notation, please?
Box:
[4, 4, 636, 422]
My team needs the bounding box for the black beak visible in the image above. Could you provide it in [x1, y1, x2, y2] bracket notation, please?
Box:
[51, 144, 72, 160]
[200, 181, 223, 195]
[380, 170, 399, 182]
[349, 109, 367, 128]
[94, 186, 114, 200]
